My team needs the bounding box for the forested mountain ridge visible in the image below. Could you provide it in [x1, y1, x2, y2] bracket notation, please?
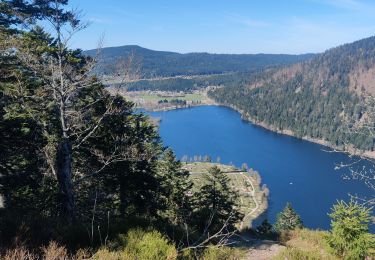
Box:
[209, 36, 375, 151]
[84, 45, 314, 78]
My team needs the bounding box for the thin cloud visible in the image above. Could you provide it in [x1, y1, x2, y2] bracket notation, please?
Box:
[88, 17, 112, 25]
[225, 13, 270, 28]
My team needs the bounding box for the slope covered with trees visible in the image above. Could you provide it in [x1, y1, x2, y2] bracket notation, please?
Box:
[209, 36, 375, 151]
[85, 45, 314, 78]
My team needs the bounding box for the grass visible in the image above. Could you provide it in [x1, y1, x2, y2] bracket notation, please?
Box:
[133, 92, 206, 102]
[117, 90, 212, 111]
[201, 246, 246, 260]
[274, 229, 338, 260]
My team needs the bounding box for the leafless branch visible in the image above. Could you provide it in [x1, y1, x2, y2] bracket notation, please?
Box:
[178, 210, 238, 252]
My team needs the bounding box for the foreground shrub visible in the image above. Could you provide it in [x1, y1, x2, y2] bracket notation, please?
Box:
[95, 229, 177, 260]
[93, 248, 126, 260]
[2, 241, 91, 260]
[41, 241, 69, 260]
[3, 247, 36, 260]
[132, 230, 177, 259]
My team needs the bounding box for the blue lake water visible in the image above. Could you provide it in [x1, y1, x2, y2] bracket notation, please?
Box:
[147, 105, 374, 231]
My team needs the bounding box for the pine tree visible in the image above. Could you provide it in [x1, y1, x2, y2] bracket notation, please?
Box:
[157, 149, 193, 225]
[256, 219, 276, 239]
[327, 200, 375, 259]
[78, 99, 162, 219]
[193, 166, 243, 234]
[0, 0, 59, 219]
[274, 202, 303, 232]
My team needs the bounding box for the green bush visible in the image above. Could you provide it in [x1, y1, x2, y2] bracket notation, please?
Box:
[93, 248, 126, 260]
[133, 230, 177, 259]
[95, 229, 177, 260]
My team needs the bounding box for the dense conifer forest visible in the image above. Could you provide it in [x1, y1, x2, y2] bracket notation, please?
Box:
[209, 37, 375, 151]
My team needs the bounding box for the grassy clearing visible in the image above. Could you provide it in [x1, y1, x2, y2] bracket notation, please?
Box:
[182, 162, 268, 229]
[106, 88, 216, 111]
[137, 92, 205, 102]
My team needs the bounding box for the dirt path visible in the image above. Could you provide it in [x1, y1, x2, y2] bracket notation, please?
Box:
[239, 172, 259, 229]
[232, 234, 285, 260]
[243, 239, 285, 259]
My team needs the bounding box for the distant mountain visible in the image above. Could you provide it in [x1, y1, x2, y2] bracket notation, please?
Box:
[209, 36, 375, 151]
[84, 45, 314, 78]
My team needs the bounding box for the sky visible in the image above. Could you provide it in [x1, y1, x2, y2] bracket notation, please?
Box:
[66, 0, 375, 54]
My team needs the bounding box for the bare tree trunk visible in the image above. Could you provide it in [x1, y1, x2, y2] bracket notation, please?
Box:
[119, 178, 127, 218]
[56, 138, 74, 223]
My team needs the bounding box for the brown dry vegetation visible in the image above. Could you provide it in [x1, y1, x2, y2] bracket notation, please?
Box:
[274, 229, 338, 260]
[349, 64, 375, 95]
[2, 241, 91, 260]
[244, 36, 375, 97]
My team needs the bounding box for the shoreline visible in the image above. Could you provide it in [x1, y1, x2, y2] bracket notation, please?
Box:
[144, 100, 375, 160]
[218, 102, 375, 160]
[114, 88, 217, 112]
[136, 100, 215, 112]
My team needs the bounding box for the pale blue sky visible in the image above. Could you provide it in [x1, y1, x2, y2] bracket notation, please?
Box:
[67, 0, 375, 54]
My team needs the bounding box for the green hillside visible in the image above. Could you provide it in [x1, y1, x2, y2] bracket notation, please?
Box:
[84, 45, 314, 77]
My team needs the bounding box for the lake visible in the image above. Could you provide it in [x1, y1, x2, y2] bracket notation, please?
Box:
[147, 105, 374, 230]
